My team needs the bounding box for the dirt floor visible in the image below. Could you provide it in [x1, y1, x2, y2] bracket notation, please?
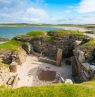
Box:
[15, 55, 72, 87]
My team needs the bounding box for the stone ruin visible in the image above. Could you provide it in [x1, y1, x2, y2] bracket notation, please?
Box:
[0, 49, 26, 87]
[25, 35, 95, 83]
[71, 49, 95, 82]
[0, 30, 95, 87]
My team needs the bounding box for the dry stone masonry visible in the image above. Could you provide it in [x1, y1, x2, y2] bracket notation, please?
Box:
[14, 30, 95, 83]
[0, 30, 95, 87]
[71, 49, 95, 82]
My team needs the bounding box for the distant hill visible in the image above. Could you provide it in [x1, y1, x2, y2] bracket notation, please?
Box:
[0, 23, 95, 29]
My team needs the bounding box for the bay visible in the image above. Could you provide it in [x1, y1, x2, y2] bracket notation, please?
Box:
[0, 26, 63, 39]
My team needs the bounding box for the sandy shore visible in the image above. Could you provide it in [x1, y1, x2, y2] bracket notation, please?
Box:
[53, 26, 95, 38]
[51, 26, 89, 32]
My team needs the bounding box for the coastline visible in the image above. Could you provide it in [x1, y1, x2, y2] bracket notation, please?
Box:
[0, 25, 89, 32]
[50, 26, 89, 32]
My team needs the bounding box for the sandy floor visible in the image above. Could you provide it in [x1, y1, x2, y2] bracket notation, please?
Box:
[16, 55, 72, 87]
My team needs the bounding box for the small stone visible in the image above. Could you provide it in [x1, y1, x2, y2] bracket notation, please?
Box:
[65, 79, 73, 84]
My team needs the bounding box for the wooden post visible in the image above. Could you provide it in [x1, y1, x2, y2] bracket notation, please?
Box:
[56, 48, 62, 66]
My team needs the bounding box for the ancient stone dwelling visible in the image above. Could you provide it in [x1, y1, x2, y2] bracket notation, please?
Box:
[18, 30, 95, 82]
[0, 30, 95, 86]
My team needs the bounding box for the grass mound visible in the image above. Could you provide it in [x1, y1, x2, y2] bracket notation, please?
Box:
[15, 30, 85, 42]
[27, 30, 47, 37]
[79, 39, 95, 53]
[0, 40, 21, 52]
[48, 30, 84, 37]
[0, 82, 95, 97]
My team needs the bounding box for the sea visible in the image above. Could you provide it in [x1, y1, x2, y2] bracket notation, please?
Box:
[0, 26, 63, 39]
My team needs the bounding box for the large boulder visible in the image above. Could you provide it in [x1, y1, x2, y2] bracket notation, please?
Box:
[22, 43, 32, 54]
[74, 50, 85, 63]
[0, 51, 13, 64]
[17, 49, 27, 65]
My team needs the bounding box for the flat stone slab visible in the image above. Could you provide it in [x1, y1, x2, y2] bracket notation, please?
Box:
[37, 69, 56, 81]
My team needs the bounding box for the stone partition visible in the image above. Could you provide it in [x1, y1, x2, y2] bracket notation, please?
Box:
[56, 48, 62, 66]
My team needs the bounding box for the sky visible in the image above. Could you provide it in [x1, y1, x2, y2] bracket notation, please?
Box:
[0, 0, 95, 24]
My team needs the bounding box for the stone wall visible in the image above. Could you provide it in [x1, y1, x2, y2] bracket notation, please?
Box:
[71, 49, 95, 82]
[0, 49, 27, 65]
[30, 36, 78, 60]
[0, 51, 13, 64]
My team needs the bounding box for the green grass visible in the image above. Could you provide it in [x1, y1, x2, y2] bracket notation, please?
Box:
[0, 83, 95, 97]
[0, 40, 21, 52]
[27, 30, 47, 37]
[26, 30, 54, 41]
[15, 30, 85, 42]
[48, 30, 83, 36]
[79, 39, 95, 53]
[48, 30, 84, 39]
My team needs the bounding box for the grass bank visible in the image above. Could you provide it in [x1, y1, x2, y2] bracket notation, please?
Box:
[0, 81, 95, 97]
[0, 39, 22, 53]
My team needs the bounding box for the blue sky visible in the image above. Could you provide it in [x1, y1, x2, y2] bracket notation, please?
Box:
[0, 0, 95, 24]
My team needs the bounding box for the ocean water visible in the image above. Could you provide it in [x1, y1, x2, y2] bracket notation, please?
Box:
[0, 26, 63, 39]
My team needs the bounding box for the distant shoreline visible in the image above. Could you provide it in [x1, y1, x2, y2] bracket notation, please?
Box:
[0, 24, 89, 32]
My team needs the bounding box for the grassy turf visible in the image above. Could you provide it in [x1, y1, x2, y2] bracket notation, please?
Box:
[0, 82, 95, 97]
[79, 39, 95, 53]
[27, 30, 47, 37]
[0, 39, 21, 52]
[48, 30, 84, 37]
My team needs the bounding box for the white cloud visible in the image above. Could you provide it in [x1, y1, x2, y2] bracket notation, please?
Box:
[1, 0, 95, 24]
[77, 0, 95, 13]
[0, 0, 49, 23]
[26, 7, 48, 18]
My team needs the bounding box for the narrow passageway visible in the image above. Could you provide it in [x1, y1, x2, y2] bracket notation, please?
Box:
[16, 55, 72, 87]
